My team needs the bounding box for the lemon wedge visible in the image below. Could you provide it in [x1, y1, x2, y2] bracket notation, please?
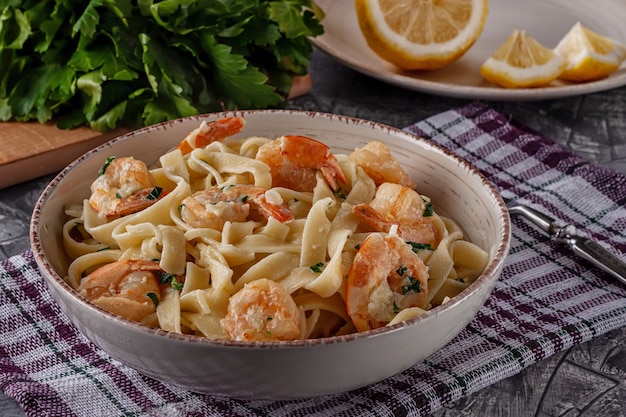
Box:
[480, 29, 566, 88]
[554, 22, 626, 82]
[355, 0, 489, 70]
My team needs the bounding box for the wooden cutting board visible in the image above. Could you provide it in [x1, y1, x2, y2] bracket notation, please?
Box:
[0, 122, 126, 189]
[0, 75, 312, 190]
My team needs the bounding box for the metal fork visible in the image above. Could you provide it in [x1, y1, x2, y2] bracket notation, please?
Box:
[506, 200, 626, 286]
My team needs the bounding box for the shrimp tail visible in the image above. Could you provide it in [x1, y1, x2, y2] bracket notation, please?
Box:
[353, 203, 397, 234]
[320, 160, 346, 192]
[78, 259, 164, 323]
[280, 135, 347, 191]
[78, 259, 161, 297]
[178, 117, 246, 155]
[114, 187, 169, 217]
[255, 200, 294, 223]
[353, 202, 436, 245]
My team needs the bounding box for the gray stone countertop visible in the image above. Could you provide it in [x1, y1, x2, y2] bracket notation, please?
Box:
[1, 49, 625, 416]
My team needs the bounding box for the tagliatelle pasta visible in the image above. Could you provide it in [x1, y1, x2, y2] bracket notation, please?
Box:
[62, 118, 489, 341]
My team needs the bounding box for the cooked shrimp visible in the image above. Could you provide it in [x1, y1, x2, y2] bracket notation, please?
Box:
[177, 117, 246, 155]
[180, 184, 293, 229]
[346, 233, 429, 332]
[353, 182, 436, 246]
[349, 141, 416, 188]
[77, 259, 163, 323]
[255, 135, 347, 192]
[89, 156, 167, 219]
[221, 278, 303, 341]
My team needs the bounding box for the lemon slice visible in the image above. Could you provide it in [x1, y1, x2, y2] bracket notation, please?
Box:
[355, 0, 489, 70]
[480, 30, 566, 88]
[554, 22, 626, 82]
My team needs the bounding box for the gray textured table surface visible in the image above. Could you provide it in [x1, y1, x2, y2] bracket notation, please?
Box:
[1, 49, 625, 416]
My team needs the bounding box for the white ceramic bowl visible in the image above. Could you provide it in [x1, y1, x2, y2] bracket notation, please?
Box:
[30, 110, 511, 400]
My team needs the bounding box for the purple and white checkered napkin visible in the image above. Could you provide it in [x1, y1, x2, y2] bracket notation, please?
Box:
[2, 102, 626, 417]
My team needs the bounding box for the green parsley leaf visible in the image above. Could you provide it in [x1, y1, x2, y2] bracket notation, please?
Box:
[309, 262, 324, 273]
[146, 186, 163, 201]
[422, 200, 434, 217]
[146, 292, 159, 307]
[72, 1, 102, 38]
[1, 1, 323, 130]
[333, 187, 347, 199]
[401, 276, 422, 294]
[393, 301, 400, 314]
[159, 272, 175, 284]
[98, 156, 116, 176]
[171, 277, 184, 291]
[407, 241, 434, 253]
[159, 272, 184, 291]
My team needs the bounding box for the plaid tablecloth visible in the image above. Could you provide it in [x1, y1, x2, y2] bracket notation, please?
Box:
[1, 102, 625, 416]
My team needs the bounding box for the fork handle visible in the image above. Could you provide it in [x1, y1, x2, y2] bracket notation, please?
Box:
[506, 202, 562, 236]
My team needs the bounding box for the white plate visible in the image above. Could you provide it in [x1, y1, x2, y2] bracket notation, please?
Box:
[311, 0, 626, 101]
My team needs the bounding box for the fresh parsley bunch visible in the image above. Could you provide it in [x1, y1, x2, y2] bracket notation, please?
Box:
[0, 0, 323, 131]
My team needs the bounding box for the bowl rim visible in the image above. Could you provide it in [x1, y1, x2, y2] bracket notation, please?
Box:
[30, 109, 511, 349]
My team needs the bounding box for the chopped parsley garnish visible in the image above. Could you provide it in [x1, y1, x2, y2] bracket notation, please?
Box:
[146, 186, 163, 201]
[393, 301, 400, 314]
[96, 246, 111, 252]
[407, 241, 434, 253]
[171, 277, 184, 291]
[159, 272, 184, 291]
[401, 276, 422, 294]
[422, 200, 434, 217]
[178, 204, 185, 220]
[241, 195, 249, 203]
[146, 292, 159, 307]
[334, 187, 347, 199]
[98, 157, 116, 176]
[309, 262, 324, 273]
[396, 264, 421, 294]
[115, 192, 122, 199]
[159, 272, 175, 284]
